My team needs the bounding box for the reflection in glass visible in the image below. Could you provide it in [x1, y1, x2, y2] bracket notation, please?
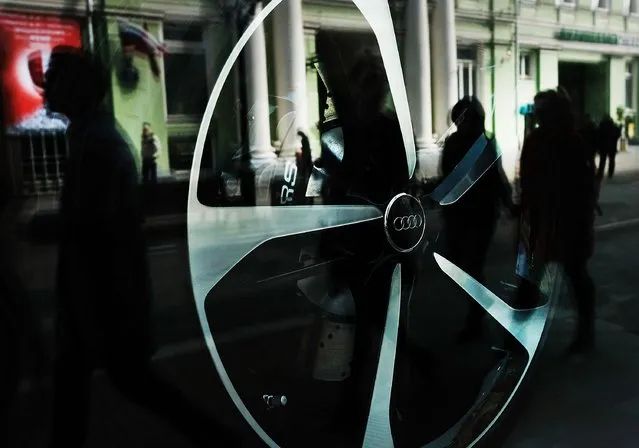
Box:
[187, 1, 558, 447]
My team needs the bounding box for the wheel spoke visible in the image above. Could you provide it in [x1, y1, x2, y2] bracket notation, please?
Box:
[188, 203, 382, 306]
[351, 0, 416, 179]
[363, 263, 402, 447]
[427, 134, 501, 206]
[433, 253, 553, 357]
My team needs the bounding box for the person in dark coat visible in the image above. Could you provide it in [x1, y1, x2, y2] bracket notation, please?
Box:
[580, 114, 599, 164]
[310, 51, 414, 437]
[297, 129, 313, 174]
[441, 96, 516, 341]
[518, 89, 597, 354]
[44, 46, 237, 447]
[331, 50, 409, 206]
[579, 114, 603, 215]
[597, 114, 622, 180]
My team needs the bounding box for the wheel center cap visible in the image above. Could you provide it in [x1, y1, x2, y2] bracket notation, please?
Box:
[384, 193, 426, 253]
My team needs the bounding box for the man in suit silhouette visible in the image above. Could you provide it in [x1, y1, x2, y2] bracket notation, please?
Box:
[45, 46, 237, 447]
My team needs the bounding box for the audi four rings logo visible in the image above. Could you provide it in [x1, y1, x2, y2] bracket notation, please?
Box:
[393, 215, 423, 231]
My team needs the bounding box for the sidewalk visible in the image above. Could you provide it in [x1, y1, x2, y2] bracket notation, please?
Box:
[504, 321, 639, 448]
[597, 144, 639, 179]
[5, 174, 639, 447]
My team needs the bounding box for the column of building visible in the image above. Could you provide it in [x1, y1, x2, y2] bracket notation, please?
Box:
[430, 0, 458, 140]
[404, 0, 437, 179]
[272, 0, 309, 158]
[244, 1, 276, 171]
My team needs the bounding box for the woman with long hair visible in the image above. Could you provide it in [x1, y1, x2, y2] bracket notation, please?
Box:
[518, 89, 597, 353]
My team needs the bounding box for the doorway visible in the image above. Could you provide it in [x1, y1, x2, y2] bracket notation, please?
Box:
[558, 61, 608, 121]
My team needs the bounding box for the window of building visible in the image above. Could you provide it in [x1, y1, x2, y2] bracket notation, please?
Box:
[163, 22, 209, 119]
[519, 53, 532, 78]
[456, 48, 477, 100]
[595, 0, 609, 10]
[163, 22, 203, 42]
[631, 0, 639, 14]
[457, 59, 476, 100]
[626, 61, 634, 109]
[556, 0, 576, 7]
[168, 134, 212, 172]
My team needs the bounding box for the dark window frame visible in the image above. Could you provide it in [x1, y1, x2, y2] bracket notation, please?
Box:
[163, 22, 209, 120]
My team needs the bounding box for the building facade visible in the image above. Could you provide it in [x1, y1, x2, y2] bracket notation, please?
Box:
[399, 0, 639, 179]
[1, 0, 638, 196]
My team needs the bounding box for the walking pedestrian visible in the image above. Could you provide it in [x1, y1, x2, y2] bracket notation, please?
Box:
[44, 45, 238, 447]
[441, 96, 516, 341]
[597, 114, 622, 180]
[518, 89, 597, 354]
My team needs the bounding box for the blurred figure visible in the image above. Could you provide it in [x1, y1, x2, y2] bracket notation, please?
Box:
[312, 51, 411, 437]
[141, 121, 161, 185]
[296, 129, 313, 176]
[296, 130, 314, 204]
[336, 50, 408, 204]
[441, 96, 516, 341]
[518, 89, 597, 354]
[580, 114, 599, 163]
[597, 114, 622, 180]
[579, 114, 603, 215]
[44, 46, 237, 447]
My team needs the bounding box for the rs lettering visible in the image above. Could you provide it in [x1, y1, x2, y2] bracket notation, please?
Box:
[280, 185, 294, 204]
[283, 160, 298, 186]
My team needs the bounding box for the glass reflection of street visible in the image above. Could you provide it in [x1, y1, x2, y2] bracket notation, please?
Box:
[2, 0, 639, 447]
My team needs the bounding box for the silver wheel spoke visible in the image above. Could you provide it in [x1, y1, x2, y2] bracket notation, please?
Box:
[363, 264, 402, 447]
[427, 134, 501, 206]
[433, 253, 553, 357]
[187, 202, 381, 448]
[188, 203, 381, 307]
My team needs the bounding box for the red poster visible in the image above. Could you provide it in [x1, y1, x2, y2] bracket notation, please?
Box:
[0, 13, 82, 134]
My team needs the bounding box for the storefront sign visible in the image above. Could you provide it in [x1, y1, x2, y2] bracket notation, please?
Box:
[555, 28, 639, 47]
[0, 13, 82, 134]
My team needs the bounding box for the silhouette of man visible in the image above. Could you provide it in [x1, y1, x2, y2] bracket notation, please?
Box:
[579, 114, 603, 215]
[45, 46, 236, 447]
[597, 114, 622, 180]
[334, 50, 408, 205]
[441, 96, 516, 341]
[519, 89, 597, 354]
[310, 52, 411, 437]
[296, 130, 313, 178]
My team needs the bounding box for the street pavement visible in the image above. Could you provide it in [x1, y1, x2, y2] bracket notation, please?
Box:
[3, 149, 639, 447]
[503, 223, 639, 448]
[502, 150, 639, 447]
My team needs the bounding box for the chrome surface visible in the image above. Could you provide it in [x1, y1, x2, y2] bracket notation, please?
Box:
[383, 193, 426, 253]
[362, 263, 402, 448]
